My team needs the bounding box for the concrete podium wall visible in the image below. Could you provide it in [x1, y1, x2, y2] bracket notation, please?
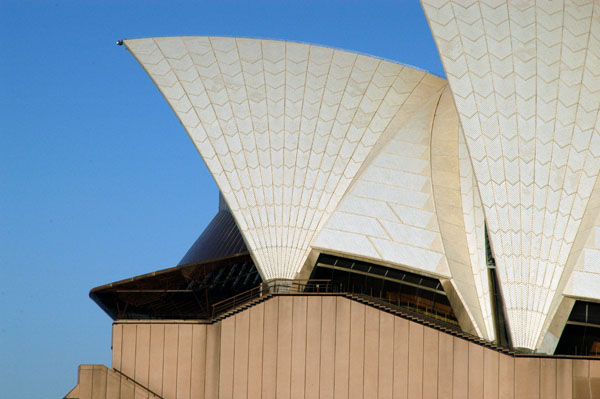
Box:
[65, 365, 161, 399]
[103, 296, 600, 399]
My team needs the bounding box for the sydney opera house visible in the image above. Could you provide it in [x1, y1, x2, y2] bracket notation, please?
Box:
[67, 1, 600, 398]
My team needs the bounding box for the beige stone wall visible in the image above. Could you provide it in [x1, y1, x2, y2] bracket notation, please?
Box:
[111, 322, 220, 398]
[72, 295, 600, 398]
[64, 365, 160, 399]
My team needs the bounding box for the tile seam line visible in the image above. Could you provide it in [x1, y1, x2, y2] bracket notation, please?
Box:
[538, 3, 600, 349]
[296, 54, 372, 257]
[285, 43, 311, 277]
[234, 37, 276, 278]
[537, 2, 595, 347]
[205, 37, 266, 276]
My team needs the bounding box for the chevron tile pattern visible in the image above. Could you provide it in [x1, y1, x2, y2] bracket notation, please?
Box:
[422, 0, 600, 349]
[125, 37, 432, 280]
[313, 79, 451, 277]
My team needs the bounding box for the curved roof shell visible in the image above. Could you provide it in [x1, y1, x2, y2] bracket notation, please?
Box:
[421, 0, 600, 350]
[125, 37, 445, 279]
[125, 37, 497, 339]
[123, 29, 600, 347]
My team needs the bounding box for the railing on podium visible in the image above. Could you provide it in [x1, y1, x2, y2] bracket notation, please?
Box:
[210, 278, 458, 328]
[211, 279, 336, 318]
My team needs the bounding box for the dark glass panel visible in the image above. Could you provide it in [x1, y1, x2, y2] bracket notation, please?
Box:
[312, 254, 458, 326]
[555, 324, 600, 356]
[351, 261, 371, 273]
[569, 301, 589, 324]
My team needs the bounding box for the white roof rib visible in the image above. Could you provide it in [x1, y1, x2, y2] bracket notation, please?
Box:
[458, 125, 495, 341]
[422, 0, 600, 349]
[125, 37, 435, 280]
[430, 87, 493, 340]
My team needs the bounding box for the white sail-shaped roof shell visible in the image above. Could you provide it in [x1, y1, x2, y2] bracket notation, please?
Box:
[125, 37, 445, 280]
[421, 0, 600, 350]
[126, 37, 497, 339]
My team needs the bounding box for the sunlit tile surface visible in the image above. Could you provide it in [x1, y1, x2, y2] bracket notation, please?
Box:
[422, 0, 600, 349]
[126, 37, 435, 280]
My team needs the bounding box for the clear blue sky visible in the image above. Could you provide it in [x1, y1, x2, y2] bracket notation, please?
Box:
[0, 1, 443, 397]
